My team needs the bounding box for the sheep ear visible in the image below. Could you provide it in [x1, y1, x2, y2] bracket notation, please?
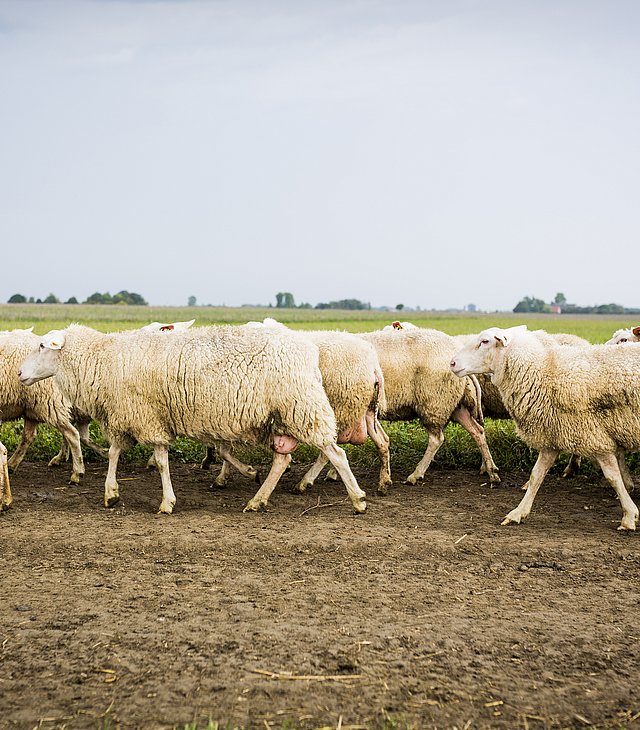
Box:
[633, 326, 640, 337]
[392, 321, 403, 329]
[167, 320, 195, 330]
[43, 331, 65, 350]
[494, 334, 508, 347]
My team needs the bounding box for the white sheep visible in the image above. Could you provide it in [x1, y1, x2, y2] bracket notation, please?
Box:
[293, 329, 390, 494]
[358, 327, 500, 485]
[50, 319, 197, 469]
[0, 328, 101, 483]
[18, 324, 367, 515]
[0, 439, 11, 512]
[469, 330, 591, 480]
[215, 319, 391, 494]
[450, 326, 640, 530]
[138, 319, 195, 333]
[605, 326, 640, 345]
[388, 322, 590, 480]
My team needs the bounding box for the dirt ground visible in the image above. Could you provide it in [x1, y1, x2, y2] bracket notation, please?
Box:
[1, 457, 640, 730]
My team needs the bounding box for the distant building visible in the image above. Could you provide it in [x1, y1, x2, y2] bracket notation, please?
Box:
[550, 304, 562, 314]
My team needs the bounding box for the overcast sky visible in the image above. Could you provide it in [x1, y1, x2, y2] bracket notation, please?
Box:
[1, 0, 638, 311]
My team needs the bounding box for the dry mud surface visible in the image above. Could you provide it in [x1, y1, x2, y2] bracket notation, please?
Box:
[1, 459, 640, 730]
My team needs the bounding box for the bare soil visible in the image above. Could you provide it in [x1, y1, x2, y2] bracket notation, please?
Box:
[1, 458, 639, 730]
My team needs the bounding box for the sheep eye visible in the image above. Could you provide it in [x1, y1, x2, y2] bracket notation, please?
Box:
[39, 343, 44, 349]
[480, 338, 490, 345]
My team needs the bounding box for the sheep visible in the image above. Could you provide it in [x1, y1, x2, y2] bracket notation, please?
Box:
[387, 322, 590, 480]
[470, 330, 592, 481]
[0, 328, 101, 483]
[18, 324, 367, 515]
[139, 319, 195, 333]
[358, 327, 500, 485]
[605, 326, 640, 345]
[0, 440, 11, 512]
[49, 319, 197, 469]
[211, 320, 391, 494]
[292, 329, 390, 495]
[450, 326, 640, 530]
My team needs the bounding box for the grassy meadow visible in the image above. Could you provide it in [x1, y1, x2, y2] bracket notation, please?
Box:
[0, 303, 638, 476]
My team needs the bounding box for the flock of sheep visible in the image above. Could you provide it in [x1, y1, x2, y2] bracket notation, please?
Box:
[0, 318, 639, 532]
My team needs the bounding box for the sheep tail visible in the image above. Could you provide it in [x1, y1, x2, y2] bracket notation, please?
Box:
[369, 367, 386, 434]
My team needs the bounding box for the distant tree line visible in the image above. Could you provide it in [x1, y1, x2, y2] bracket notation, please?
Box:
[272, 292, 371, 310]
[315, 298, 371, 310]
[514, 292, 638, 315]
[7, 290, 148, 305]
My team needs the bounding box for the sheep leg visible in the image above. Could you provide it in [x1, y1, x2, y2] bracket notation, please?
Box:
[294, 453, 329, 494]
[104, 444, 122, 507]
[243, 453, 292, 512]
[217, 443, 258, 485]
[8, 418, 39, 472]
[76, 420, 109, 459]
[0, 441, 12, 511]
[200, 446, 216, 470]
[562, 454, 582, 479]
[213, 458, 231, 486]
[502, 449, 559, 525]
[366, 412, 392, 495]
[55, 422, 85, 484]
[595, 452, 638, 531]
[321, 443, 367, 513]
[153, 445, 177, 514]
[405, 430, 445, 485]
[451, 406, 501, 484]
[616, 449, 634, 494]
[48, 440, 69, 466]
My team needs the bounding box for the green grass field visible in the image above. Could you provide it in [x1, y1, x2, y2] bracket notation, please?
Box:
[0, 301, 636, 340]
[0, 304, 638, 475]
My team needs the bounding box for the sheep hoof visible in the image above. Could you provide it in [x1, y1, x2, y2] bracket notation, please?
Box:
[158, 502, 174, 515]
[501, 512, 523, 526]
[248, 468, 260, 482]
[376, 480, 392, 496]
[404, 475, 419, 486]
[617, 517, 637, 531]
[0, 500, 12, 512]
[47, 457, 62, 467]
[105, 494, 120, 508]
[69, 472, 83, 485]
[292, 481, 309, 494]
[352, 497, 367, 514]
[214, 475, 228, 487]
[243, 499, 267, 513]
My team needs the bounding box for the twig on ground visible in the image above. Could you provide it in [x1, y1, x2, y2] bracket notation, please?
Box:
[299, 497, 348, 517]
[247, 667, 362, 682]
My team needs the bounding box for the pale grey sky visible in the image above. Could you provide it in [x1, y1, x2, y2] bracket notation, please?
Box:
[1, 0, 638, 310]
